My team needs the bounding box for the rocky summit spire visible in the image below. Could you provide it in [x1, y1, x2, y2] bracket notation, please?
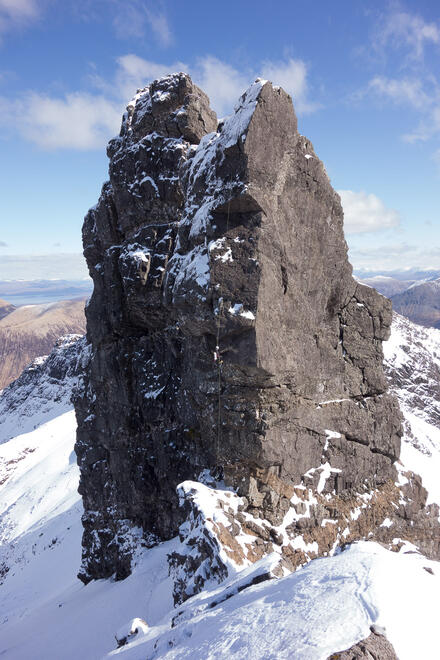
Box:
[74, 73, 428, 584]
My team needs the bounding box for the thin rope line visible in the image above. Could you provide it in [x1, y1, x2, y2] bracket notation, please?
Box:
[215, 199, 231, 466]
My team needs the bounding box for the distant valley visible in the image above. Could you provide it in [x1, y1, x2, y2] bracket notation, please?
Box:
[0, 298, 86, 389]
[391, 279, 440, 329]
[357, 270, 440, 330]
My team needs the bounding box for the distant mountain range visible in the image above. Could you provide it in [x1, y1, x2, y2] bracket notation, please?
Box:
[0, 299, 16, 321]
[0, 279, 92, 306]
[390, 279, 440, 329]
[356, 270, 440, 329]
[0, 298, 86, 389]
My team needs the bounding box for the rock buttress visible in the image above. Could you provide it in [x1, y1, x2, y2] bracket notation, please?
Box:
[74, 74, 403, 582]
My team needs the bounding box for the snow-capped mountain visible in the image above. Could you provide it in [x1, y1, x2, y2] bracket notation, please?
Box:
[0, 313, 439, 659]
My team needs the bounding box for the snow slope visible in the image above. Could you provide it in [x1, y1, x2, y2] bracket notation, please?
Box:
[112, 541, 439, 660]
[0, 333, 87, 443]
[0, 336, 176, 659]
[0, 404, 176, 659]
[0, 316, 440, 659]
[384, 313, 440, 508]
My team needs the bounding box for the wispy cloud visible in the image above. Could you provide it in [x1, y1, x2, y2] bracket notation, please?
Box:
[111, 3, 145, 39]
[113, 54, 318, 118]
[119, 54, 319, 118]
[0, 0, 40, 38]
[360, 6, 440, 149]
[0, 91, 121, 150]
[144, 7, 172, 46]
[363, 74, 440, 143]
[366, 76, 432, 110]
[260, 58, 320, 114]
[192, 56, 250, 118]
[113, 54, 187, 101]
[348, 241, 440, 271]
[111, 1, 173, 46]
[0, 53, 319, 150]
[0, 253, 89, 279]
[375, 7, 440, 62]
[339, 190, 401, 234]
[0, 240, 8, 247]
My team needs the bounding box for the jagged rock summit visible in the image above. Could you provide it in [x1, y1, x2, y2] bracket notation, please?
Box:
[75, 72, 426, 584]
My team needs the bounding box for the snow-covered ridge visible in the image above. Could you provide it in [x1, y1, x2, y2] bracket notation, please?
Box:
[407, 277, 440, 291]
[0, 312, 440, 658]
[384, 312, 440, 508]
[112, 541, 440, 660]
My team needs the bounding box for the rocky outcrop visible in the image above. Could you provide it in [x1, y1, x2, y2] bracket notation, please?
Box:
[168, 464, 440, 605]
[75, 73, 405, 582]
[327, 628, 398, 659]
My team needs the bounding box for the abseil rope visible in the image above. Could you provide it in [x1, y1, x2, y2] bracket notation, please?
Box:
[214, 200, 230, 463]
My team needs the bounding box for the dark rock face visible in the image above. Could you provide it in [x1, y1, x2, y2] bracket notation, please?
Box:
[74, 73, 403, 582]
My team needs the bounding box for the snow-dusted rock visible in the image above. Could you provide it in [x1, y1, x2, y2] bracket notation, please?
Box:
[75, 73, 409, 583]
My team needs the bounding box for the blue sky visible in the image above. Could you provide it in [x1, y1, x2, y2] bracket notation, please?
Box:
[0, 0, 439, 278]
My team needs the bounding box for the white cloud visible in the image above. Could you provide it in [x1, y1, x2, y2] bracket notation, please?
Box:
[361, 8, 440, 154]
[112, 54, 318, 119]
[112, 3, 145, 39]
[363, 74, 440, 144]
[0, 0, 38, 20]
[1, 54, 318, 150]
[192, 56, 250, 118]
[114, 54, 187, 101]
[144, 8, 172, 47]
[111, 2, 172, 46]
[0, 253, 89, 280]
[338, 190, 401, 234]
[113, 54, 319, 119]
[191, 56, 319, 118]
[0, 0, 40, 35]
[260, 58, 319, 114]
[376, 8, 440, 61]
[10, 92, 121, 150]
[367, 76, 431, 110]
[348, 242, 440, 271]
